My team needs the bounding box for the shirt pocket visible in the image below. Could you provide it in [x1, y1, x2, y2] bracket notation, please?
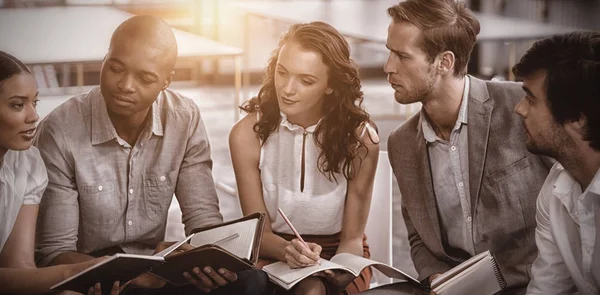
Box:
[80, 181, 120, 225]
[143, 169, 178, 220]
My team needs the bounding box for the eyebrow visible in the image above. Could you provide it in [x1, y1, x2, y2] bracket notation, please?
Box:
[8, 92, 39, 100]
[108, 58, 159, 80]
[385, 44, 404, 56]
[522, 86, 536, 99]
[276, 64, 318, 80]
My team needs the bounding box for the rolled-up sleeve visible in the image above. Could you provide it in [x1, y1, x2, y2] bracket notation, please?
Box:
[34, 121, 80, 267]
[526, 188, 576, 294]
[176, 103, 223, 235]
[22, 148, 48, 205]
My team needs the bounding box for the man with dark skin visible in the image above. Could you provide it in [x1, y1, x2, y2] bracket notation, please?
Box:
[34, 15, 269, 295]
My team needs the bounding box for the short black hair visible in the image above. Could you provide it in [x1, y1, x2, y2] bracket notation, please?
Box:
[513, 31, 600, 150]
[0, 51, 30, 89]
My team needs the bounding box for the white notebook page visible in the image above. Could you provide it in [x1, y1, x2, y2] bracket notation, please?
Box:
[190, 218, 258, 259]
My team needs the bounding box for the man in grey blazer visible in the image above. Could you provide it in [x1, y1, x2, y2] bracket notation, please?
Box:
[362, 1, 551, 294]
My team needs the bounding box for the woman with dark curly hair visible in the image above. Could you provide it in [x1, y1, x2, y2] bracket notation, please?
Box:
[229, 22, 380, 294]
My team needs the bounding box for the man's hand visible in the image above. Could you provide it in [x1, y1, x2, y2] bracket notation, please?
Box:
[87, 282, 121, 295]
[428, 273, 442, 285]
[183, 267, 238, 293]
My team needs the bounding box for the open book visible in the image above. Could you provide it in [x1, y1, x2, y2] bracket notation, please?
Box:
[431, 250, 507, 295]
[149, 212, 266, 286]
[263, 253, 420, 290]
[51, 213, 265, 292]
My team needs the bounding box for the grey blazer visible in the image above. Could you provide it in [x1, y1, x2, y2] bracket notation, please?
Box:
[388, 76, 551, 292]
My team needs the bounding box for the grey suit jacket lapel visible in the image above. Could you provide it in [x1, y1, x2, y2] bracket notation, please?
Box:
[467, 77, 493, 214]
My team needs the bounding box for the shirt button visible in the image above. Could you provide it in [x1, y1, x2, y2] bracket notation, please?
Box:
[160, 176, 166, 182]
[98, 185, 103, 191]
[458, 182, 464, 187]
[129, 188, 133, 194]
[451, 146, 457, 151]
[128, 220, 133, 226]
[467, 216, 472, 222]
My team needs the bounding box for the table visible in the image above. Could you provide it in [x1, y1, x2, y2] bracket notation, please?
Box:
[0, 6, 245, 120]
[234, 0, 584, 118]
[234, 0, 582, 43]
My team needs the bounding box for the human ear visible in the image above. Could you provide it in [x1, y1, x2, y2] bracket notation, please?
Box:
[162, 71, 174, 90]
[437, 51, 455, 74]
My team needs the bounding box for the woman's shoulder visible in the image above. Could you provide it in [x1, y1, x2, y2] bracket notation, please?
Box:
[3, 147, 47, 180]
[230, 111, 263, 147]
[358, 120, 380, 146]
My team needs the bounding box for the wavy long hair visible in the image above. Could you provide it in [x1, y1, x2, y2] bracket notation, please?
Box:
[240, 21, 370, 182]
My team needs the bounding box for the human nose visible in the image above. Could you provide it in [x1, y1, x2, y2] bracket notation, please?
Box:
[514, 97, 527, 117]
[25, 102, 39, 124]
[117, 74, 135, 93]
[383, 53, 397, 75]
[282, 77, 296, 96]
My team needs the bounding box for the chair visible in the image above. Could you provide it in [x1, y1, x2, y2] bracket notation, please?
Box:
[364, 151, 394, 286]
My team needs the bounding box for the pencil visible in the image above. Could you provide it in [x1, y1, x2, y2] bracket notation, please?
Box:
[277, 208, 321, 265]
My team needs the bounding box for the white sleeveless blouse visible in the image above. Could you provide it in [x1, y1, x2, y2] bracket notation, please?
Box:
[259, 112, 352, 235]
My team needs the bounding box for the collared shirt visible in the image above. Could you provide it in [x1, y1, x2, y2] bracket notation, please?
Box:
[34, 87, 222, 266]
[527, 163, 600, 295]
[421, 76, 474, 256]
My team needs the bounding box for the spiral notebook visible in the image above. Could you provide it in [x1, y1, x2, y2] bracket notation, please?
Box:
[431, 250, 507, 295]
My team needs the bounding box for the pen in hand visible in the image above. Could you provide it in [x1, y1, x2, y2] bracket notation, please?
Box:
[277, 208, 321, 265]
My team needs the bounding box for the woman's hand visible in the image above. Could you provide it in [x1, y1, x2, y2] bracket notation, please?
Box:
[284, 239, 322, 268]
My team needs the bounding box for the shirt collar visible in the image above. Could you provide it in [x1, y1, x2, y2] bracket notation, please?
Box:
[553, 163, 583, 223]
[279, 111, 322, 133]
[91, 88, 164, 145]
[420, 76, 470, 143]
[586, 167, 600, 196]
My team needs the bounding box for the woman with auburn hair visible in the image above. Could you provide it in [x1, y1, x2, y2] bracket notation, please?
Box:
[229, 21, 379, 294]
[0, 51, 118, 295]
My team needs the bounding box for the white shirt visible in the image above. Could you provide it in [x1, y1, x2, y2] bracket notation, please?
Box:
[259, 112, 348, 235]
[0, 147, 48, 252]
[527, 163, 600, 295]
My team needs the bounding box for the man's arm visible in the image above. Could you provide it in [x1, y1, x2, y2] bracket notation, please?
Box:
[175, 103, 223, 234]
[526, 186, 576, 294]
[402, 204, 452, 283]
[34, 121, 93, 266]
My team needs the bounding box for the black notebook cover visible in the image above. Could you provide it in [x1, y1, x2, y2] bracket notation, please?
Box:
[50, 254, 164, 294]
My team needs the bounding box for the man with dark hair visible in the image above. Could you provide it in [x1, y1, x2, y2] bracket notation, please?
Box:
[33, 15, 269, 294]
[512, 31, 600, 295]
[370, 0, 552, 294]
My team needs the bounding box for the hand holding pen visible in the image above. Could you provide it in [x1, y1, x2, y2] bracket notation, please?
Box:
[278, 208, 322, 268]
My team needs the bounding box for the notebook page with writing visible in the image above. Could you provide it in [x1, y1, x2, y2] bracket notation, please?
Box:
[190, 218, 258, 259]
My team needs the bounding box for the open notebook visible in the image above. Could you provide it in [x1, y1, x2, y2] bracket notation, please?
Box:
[51, 213, 265, 292]
[150, 212, 266, 286]
[263, 253, 420, 290]
[431, 250, 507, 295]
